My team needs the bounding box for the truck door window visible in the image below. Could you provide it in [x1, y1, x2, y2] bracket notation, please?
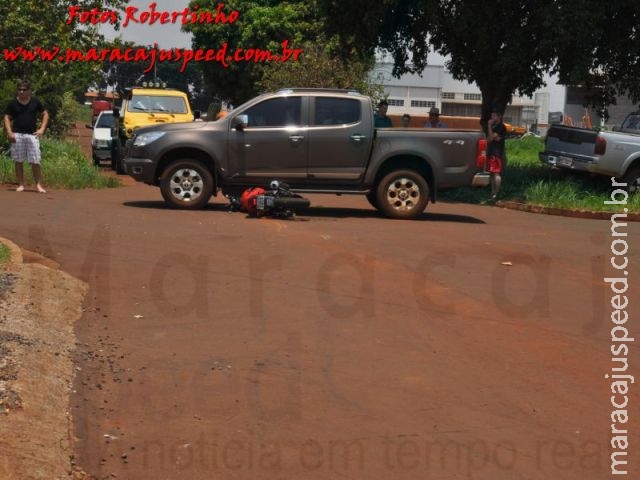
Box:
[313, 98, 360, 126]
[245, 97, 302, 127]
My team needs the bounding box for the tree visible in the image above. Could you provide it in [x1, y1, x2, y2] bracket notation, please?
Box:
[185, 0, 376, 105]
[0, 1, 127, 132]
[257, 41, 381, 99]
[96, 40, 210, 110]
[318, 0, 640, 130]
[185, 0, 318, 105]
[552, 0, 640, 109]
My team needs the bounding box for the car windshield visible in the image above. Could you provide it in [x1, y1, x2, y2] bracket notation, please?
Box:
[128, 95, 188, 114]
[96, 113, 114, 128]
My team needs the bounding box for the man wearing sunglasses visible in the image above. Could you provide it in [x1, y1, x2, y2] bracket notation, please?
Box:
[3, 80, 49, 193]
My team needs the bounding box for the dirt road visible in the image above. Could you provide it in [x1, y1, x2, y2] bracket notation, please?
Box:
[0, 181, 638, 479]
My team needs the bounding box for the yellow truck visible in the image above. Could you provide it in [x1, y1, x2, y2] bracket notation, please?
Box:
[119, 85, 193, 138]
[112, 84, 194, 172]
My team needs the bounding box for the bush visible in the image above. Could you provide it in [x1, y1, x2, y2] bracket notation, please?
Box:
[47, 92, 83, 138]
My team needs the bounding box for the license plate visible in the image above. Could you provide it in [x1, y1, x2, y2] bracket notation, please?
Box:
[558, 156, 573, 167]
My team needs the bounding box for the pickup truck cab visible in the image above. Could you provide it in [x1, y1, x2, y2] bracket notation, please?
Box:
[123, 88, 487, 219]
[539, 112, 640, 193]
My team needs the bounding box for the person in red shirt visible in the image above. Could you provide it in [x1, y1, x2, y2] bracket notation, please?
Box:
[487, 108, 506, 200]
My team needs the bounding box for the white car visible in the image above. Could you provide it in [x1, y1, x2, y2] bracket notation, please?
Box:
[89, 110, 114, 166]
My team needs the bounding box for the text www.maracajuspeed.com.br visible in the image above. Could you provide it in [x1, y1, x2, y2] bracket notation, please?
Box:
[3, 41, 303, 73]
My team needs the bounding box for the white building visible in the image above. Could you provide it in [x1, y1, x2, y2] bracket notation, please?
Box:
[372, 54, 567, 130]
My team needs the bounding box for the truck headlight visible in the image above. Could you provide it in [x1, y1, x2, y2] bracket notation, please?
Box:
[133, 131, 166, 146]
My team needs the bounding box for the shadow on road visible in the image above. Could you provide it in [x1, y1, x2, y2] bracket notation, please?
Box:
[294, 206, 484, 224]
[122, 201, 230, 212]
[122, 200, 485, 224]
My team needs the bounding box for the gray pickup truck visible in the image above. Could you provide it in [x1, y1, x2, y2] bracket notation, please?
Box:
[123, 88, 487, 219]
[539, 112, 640, 193]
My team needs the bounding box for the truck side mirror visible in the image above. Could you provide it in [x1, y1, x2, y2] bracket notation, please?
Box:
[233, 114, 249, 131]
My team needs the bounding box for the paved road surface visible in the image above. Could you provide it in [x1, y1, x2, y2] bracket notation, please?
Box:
[1, 181, 638, 479]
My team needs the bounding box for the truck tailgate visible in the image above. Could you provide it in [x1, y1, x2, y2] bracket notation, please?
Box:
[545, 126, 598, 156]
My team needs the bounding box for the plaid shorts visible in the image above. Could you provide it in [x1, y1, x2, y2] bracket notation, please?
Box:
[10, 133, 41, 164]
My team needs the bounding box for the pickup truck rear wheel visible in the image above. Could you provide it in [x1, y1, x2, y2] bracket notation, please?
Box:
[375, 170, 429, 219]
[160, 160, 214, 209]
[622, 165, 640, 194]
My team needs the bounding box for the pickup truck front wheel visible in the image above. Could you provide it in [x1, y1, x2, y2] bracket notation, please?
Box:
[376, 170, 429, 219]
[160, 160, 214, 209]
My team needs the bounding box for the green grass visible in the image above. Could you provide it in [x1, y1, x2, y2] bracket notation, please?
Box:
[77, 105, 93, 124]
[442, 135, 640, 212]
[0, 242, 9, 266]
[0, 138, 120, 189]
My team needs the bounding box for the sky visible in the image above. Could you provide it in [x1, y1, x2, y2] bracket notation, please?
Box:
[99, 0, 192, 49]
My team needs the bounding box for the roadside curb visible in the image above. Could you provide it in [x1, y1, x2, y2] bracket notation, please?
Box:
[495, 201, 640, 222]
[0, 236, 23, 267]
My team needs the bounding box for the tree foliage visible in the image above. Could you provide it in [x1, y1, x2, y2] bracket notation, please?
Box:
[186, 0, 377, 105]
[95, 40, 211, 112]
[553, 0, 640, 108]
[318, 0, 640, 128]
[257, 42, 382, 99]
[0, 1, 127, 132]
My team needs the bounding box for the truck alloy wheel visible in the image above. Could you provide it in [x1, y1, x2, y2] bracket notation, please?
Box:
[376, 169, 429, 219]
[160, 160, 214, 209]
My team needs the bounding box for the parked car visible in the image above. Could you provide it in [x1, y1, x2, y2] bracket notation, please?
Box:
[86, 110, 114, 166]
[539, 112, 640, 193]
[122, 88, 488, 219]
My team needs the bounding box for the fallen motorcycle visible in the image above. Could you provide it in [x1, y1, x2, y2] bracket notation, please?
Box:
[235, 180, 310, 218]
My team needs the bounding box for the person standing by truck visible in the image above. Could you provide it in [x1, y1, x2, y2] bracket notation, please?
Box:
[374, 100, 393, 127]
[486, 108, 506, 200]
[424, 107, 447, 128]
[3, 80, 49, 193]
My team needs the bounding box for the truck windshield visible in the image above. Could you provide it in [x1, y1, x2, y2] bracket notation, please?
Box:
[128, 95, 188, 114]
[621, 114, 640, 131]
